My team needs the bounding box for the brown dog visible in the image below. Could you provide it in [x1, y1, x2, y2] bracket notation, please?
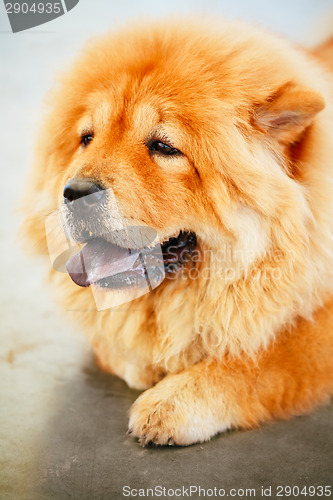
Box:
[22, 19, 333, 445]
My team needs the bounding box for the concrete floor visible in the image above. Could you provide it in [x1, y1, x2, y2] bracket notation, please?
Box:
[1, 1, 333, 498]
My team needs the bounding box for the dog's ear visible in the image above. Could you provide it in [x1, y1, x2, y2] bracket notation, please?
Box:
[253, 82, 325, 145]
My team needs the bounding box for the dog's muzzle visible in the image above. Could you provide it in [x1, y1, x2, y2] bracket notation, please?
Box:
[45, 183, 166, 310]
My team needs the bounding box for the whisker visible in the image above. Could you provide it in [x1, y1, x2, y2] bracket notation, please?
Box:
[24, 205, 67, 221]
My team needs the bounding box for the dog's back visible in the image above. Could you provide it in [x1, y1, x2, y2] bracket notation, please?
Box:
[313, 37, 333, 71]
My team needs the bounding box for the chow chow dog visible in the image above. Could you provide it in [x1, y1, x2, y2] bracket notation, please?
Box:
[22, 18, 333, 445]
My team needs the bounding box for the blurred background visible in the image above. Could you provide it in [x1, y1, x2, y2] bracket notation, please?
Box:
[1, 1, 333, 499]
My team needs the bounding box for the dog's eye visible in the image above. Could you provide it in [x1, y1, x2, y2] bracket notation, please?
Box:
[81, 134, 93, 147]
[148, 140, 181, 156]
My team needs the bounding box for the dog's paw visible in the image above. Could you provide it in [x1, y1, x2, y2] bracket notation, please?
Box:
[128, 373, 231, 446]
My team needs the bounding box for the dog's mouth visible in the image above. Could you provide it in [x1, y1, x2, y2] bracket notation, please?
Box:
[65, 230, 197, 290]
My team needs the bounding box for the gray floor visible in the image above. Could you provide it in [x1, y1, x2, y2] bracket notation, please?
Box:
[1, 1, 333, 499]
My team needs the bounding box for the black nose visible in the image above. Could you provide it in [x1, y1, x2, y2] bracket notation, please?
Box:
[63, 178, 105, 210]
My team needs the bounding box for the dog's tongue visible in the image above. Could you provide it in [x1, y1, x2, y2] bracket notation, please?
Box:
[65, 238, 140, 287]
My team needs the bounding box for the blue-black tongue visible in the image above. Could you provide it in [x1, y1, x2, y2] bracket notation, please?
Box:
[65, 237, 140, 287]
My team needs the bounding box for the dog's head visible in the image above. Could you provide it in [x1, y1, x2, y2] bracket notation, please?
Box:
[25, 19, 326, 293]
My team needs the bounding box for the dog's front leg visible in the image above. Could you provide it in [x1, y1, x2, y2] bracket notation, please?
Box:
[128, 307, 333, 446]
[128, 356, 265, 446]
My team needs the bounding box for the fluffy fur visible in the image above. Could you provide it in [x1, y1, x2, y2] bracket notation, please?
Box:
[22, 18, 333, 445]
